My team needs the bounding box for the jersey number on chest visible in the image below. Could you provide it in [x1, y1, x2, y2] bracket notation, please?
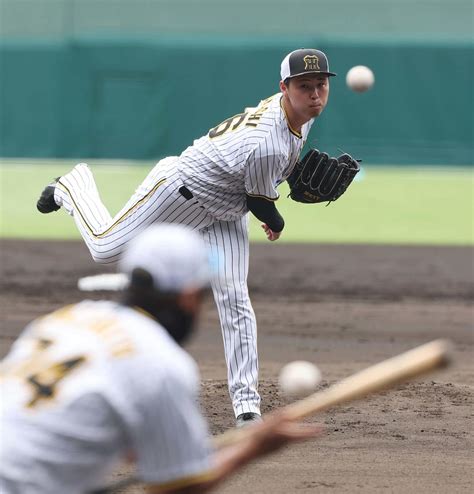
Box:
[208, 96, 273, 138]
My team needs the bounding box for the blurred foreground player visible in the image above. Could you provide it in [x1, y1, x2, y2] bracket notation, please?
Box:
[0, 224, 319, 494]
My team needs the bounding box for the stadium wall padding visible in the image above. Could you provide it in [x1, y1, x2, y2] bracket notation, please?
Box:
[0, 38, 472, 164]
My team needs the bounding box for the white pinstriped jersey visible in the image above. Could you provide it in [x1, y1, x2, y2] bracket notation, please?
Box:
[179, 93, 314, 221]
[0, 301, 212, 494]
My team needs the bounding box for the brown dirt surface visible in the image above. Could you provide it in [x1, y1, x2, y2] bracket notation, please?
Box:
[1, 239, 473, 493]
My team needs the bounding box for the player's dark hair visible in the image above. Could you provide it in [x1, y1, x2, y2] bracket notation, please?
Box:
[121, 268, 196, 345]
[129, 267, 154, 289]
[122, 268, 178, 318]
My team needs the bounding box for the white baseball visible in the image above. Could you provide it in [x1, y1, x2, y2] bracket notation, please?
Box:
[346, 65, 375, 93]
[278, 361, 322, 398]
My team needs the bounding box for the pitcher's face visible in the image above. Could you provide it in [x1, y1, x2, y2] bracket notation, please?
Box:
[281, 74, 330, 120]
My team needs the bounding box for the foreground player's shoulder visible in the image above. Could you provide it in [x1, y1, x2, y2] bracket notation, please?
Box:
[141, 342, 200, 401]
[122, 306, 199, 380]
[105, 307, 200, 401]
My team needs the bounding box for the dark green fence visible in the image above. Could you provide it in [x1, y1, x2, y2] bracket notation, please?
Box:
[0, 36, 472, 164]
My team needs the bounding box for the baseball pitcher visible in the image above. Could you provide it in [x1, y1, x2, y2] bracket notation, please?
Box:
[36, 48, 359, 427]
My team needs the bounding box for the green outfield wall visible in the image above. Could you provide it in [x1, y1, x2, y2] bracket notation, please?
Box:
[0, 1, 472, 164]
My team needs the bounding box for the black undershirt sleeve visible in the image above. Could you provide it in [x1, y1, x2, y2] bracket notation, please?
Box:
[246, 194, 285, 233]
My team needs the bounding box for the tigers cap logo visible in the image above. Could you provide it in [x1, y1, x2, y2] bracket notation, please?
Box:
[304, 55, 320, 71]
[280, 48, 337, 81]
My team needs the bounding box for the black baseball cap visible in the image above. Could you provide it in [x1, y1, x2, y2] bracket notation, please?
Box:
[280, 48, 337, 81]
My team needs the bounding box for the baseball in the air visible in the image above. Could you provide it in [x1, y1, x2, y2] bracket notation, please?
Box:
[278, 361, 322, 398]
[346, 65, 375, 93]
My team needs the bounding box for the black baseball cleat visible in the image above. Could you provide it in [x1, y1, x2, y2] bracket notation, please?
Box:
[235, 412, 263, 428]
[36, 178, 61, 213]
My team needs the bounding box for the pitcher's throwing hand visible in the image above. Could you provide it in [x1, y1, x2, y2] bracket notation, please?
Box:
[262, 223, 281, 241]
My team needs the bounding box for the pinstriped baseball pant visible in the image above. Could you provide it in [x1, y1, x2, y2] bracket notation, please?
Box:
[55, 159, 260, 417]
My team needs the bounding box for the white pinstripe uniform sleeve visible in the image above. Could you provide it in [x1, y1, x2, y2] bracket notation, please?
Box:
[244, 145, 284, 200]
[132, 367, 212, 485]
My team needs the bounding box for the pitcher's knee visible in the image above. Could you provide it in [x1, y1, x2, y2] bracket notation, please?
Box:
[88, 243, 121, 265]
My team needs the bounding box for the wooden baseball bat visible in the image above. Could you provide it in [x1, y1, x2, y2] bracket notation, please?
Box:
[213, 339, 451, 449]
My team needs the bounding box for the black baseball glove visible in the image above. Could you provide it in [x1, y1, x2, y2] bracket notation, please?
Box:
[287, 149, 360, 204]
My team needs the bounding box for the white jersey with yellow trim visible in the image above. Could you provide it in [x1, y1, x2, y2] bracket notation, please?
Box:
[0, 301, 212, 494]
[178, 93, 314, 221]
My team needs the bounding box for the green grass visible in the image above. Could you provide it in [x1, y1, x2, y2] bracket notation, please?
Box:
[1, 160, 472, 245]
